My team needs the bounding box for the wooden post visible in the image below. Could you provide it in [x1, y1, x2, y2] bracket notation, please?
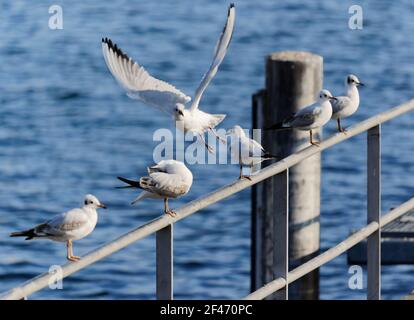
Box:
[367, 125, 381, 300]
[252, 51, 323, 299]
[156, 225, 173, 300]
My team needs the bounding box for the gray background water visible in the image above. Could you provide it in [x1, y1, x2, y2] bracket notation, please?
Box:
[0, 0, 413, 299]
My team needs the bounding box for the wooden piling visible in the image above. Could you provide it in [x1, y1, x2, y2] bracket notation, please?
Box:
[252, 51, 323, 299]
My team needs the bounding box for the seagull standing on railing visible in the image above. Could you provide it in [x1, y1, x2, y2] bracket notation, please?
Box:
[266, 89, 337, 146]
[227, 125, 279, 180]
[331, 74, 364, 132]
[101, 4, 236, 153]
[10, 194, 106, 262]
[117, 160, 193, 217]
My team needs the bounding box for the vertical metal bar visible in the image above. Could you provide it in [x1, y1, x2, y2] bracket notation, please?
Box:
[251, 91, 265, 291]
[367, 125, 381, 300]
[273, 169, 289, 299]
[156, 224, 173, 300]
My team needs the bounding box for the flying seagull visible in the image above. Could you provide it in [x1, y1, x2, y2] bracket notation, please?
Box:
[117, 160, 193, 217]
[331, 74, 364, 132]
[102, 4, 236, 153]
[227, 125, 278, 180]
[266, 89, 336, 146]
[10, 194, 106, 262]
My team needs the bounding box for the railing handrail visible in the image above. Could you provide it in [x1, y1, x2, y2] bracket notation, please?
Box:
[2, 98, 414, 300]
[244, 197, 414, 300]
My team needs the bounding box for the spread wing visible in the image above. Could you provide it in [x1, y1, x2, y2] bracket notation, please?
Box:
[189, 4, 235, 111]
[331, 96, 351, 114]
[102, 38, 191, 115]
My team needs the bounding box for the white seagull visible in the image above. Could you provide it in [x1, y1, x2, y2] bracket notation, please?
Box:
[331, 74, 364, 132]
[102, 4, 236, 153]
[10, 194, 106, 262]
[227, 125, 278, 180]
[117, 160, 193, 217]
[266, 89, 337, 146]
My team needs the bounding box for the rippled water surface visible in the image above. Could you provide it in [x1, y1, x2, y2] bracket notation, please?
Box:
[0, 0, 414, 299]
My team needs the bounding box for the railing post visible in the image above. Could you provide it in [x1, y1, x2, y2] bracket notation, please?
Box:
[367, 125, 381, 300]
[156, 225, 173, 300]
[273, 169, 289, 299]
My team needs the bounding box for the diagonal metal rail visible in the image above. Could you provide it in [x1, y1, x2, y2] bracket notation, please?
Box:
[244, 197, 414, 300]
[1, 99, 414, 300]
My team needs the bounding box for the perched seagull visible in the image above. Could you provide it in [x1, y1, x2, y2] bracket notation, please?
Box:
[266, 89, 337, 146]
[331, 74, 364, 132]
[102, 4, 236, 153]
[117, 160, 193, 217]
[227, 125, 278, 180]
[10, 194, 106, 262]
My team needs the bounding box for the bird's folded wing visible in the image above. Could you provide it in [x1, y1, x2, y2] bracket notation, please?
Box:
[331, 96, 351, 113]
[47, 209, 88, 233]
[291, 105, 321, 127]
[146, 172, 188, 197]
[247, 139, 265, 157]
[189, 4, 235, 111]
[102, 38, 191, 115]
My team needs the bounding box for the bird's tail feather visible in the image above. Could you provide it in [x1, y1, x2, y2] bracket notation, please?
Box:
[263, 153, 281, 160]
[10, 229, 36, 240]
[115, 185, 135, 189]
[264, 121, 291, 131]
[117, 176, 141, 188]
[209, 114, 226, 128]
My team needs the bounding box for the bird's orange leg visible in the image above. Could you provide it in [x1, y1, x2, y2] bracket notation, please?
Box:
[239, 163, 252, 181]
[310, 130, 320, 146]
[209, 127, 226, 144]
[66, 240, 80, 262]
[164, 198, 176, 217]
[337, 118, 347, 133]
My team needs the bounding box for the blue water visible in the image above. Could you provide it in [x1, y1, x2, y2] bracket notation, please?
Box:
[0, 0, 414, 299]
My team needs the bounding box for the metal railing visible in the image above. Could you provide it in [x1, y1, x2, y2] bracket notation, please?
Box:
[1, 99, 414, 300]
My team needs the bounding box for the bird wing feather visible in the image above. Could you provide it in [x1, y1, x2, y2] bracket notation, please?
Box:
[331, 96, 351, 114]
[46, 209, 89, 234]
[291, 104, 321, 127]
[189, 4, 235, 111]
[102, 38, 191, 115]
[143, 172, 188, 197]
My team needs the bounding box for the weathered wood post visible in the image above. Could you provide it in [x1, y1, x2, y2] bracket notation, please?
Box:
[252, 51, 323, 299]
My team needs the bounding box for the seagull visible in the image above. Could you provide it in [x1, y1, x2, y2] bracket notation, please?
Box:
[10, 194, 106, 262]
[266, 89, 337, 146]
[117, 160, 193, 217]
[102, 4, 236, 153]
[331, 74, 364, 132]
[227, 125, 278, 180]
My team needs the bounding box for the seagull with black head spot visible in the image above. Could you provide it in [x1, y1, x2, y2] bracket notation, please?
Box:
[266, 89, 337, 146]
[226, 125, 279, 180]
[117, 160, 193, 217]
[331, 74, 364, 132]
[101, 4, 236, 153]
[10, 194, 106, 262]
